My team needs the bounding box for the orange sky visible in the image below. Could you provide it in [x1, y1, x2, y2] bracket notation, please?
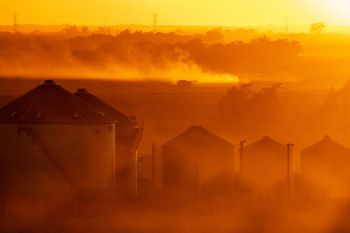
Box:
[1, 0, 350, 26]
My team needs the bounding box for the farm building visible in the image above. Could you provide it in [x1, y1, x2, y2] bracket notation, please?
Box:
[74, 88, 142, 196]
[300, 136, 350, 198]
[0, 80, 116, 196]
[161, 126, 235, 194]
[241, 137, 290, 193]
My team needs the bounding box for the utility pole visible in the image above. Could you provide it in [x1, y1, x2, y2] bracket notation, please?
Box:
[13, 13, 18, 33]
[194, 145, 199, 195]
[135, 151, 139, 197]
[152, 143, 156, 185]
[287, 143, 294, 198]
[152, 14, 158, 32]
[239, 140, 246, 195]
[135, 152, 146, 197]
[239, 140, 246, 176]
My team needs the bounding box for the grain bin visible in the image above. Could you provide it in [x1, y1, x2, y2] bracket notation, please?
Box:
[74, 88, 141, 196]
[0, 80, 116, 196]
[301, 136, 350, 198]
[161, 126, 235, 194]
[241, 137, 290, 193]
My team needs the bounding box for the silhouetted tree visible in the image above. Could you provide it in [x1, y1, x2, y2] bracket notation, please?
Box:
[310, 22, 326, 34]
[218, 83, 284, 128]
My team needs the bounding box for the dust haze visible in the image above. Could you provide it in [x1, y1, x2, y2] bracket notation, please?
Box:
[0, 28, 303, 82]
[2, 25, 350, 233]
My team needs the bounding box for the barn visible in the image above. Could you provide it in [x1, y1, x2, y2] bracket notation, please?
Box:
[301, 136, 350, 198]
[0, 80, 116, 196]
[161, 126, 235, 194]
[74, 88, 142, 196]
[241, 136, 290, 193]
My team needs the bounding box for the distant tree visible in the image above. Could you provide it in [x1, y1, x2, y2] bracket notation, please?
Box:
[310, 22, 326, 34]
[204, 28, 224, 43]
[81, 26, 90, 35]
[218, 83, 284, 127]
[63, 25, 80, 35]
[313, 79, 350, 131]
[182, 37, 302, 74]
[0, 31, 303, 79]
[320, 79, 350, 112]
[218, 83, 254, 118]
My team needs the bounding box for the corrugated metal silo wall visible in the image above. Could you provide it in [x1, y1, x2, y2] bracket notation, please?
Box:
[0, 123, 115, 195]
[115, 125, 138, 196]
[162, 146, 197, 192]
[161, 145, 235, 193]
[242, 147, 288, 192]
[300, 149, 350, 198]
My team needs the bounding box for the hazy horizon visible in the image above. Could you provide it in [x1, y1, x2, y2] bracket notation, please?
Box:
[2, 0, 350, 30]
[1, 23, 350, 34]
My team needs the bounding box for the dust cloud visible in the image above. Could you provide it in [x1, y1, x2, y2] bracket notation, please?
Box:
[0, 30, 301, 83]
[2, 27, 350, 233]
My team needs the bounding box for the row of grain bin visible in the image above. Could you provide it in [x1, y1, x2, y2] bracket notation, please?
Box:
[0, 80, 347, 198]
[157, 130, 291, 196]
[150, 126, 350, 198]
[0, 80, 141, 197]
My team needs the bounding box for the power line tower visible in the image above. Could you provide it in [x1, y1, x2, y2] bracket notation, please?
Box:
[285, 17, 288, 35]
[153, 14, 158, 32]
[13, 13, 18, 33]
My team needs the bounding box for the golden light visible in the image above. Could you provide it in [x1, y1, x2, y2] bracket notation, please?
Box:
[318, 0, 350, 24]
[1, 0, 350, 28]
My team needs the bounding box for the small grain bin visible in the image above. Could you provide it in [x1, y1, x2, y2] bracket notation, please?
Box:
[301, 136, 350, 198]
[74, 88, 141, 196]
[161, 126, 235, 194]
[241, 137, 289, 193]
[0, 80, 116, 196]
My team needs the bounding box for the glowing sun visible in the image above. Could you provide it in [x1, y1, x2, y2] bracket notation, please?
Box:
[321, 0, 350, 24]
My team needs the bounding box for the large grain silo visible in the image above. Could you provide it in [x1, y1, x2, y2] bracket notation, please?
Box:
[0, 80, 116, 196]
[74, 88, 141, 196]
[241, 137, 290, 193]
[161, 126, 235, 194]
[301, 136, 350, 198]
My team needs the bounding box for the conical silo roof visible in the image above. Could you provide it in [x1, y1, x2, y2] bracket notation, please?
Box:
[163, 126, 233, 150]
[0, 80, 114, 124]
[241, 136, 288, 190]
[301, 136, 350, 156]
[74, 88, 136, 126]
[245, 136, 286, 151]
